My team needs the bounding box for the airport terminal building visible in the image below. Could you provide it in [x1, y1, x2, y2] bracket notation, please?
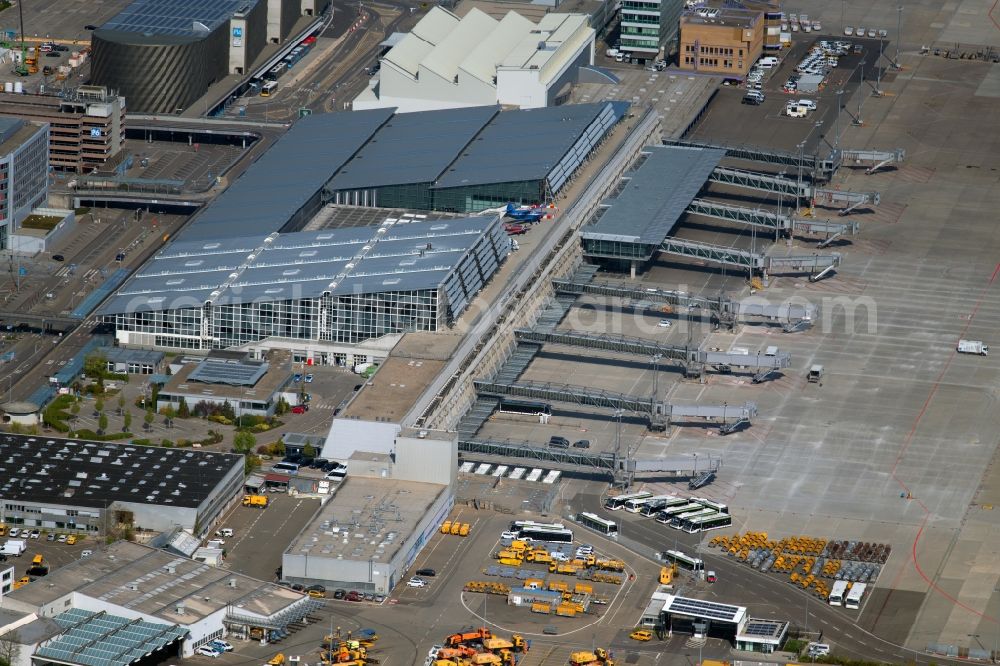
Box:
[91, 0, 316, 113]
[99, 104, 625, 352]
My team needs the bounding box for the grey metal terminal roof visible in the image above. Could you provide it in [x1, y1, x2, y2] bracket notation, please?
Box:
[188, 358, 269, 386]
[582, 145, 725, 245]
[98, 216, 498, 314]
[36, 608, 186, 666]
[328, 105, 500, 191]
[177, 109, 395, 242]
[100, 0, 263, 38]
[433, 101, 629, 190]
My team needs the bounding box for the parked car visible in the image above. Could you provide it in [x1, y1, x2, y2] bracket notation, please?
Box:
[406, 578, 426, 588]
[304, 374, 314, 383]
[706, 571, 717, 583]
[46, 533, 56, 541]
[573, 439, 591, 448]
[210, 640, 233, 652]
[306, 584, 326, 593]
[346, 590, 363, 600]
[293, 373, 302, 382]
[291, 405, 307, 414]
[81, 550, 93, 557]
[196, 646, 222, 658]
[29, 530, 40, 539]
[333, 589, 347, 599]
[658, 319, 672, 327]
[548, 436, 570, 448]
[415, 568, 437, 577]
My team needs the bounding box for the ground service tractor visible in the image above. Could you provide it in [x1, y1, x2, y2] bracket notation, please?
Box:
[569, 648, 614, 666]
[445, 627, 492, 647]
[437, 646, 477, 660]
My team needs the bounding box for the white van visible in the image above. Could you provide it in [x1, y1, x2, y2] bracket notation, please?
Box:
[758, 56, 779, 68]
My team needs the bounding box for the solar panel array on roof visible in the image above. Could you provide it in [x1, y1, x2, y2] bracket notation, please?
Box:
[432, 102, 628, 190]
[36, 608, 186, 666]
[176, 109, 395, 242]
[582, 145, 725, 246]
[328, 105, 500, 191]
[98, 216, 501, 314]
[100, 0, 262, 38]
[188, 359, 269, 386]
[665, 596, 743, 623]
[742, 620, 786, 637]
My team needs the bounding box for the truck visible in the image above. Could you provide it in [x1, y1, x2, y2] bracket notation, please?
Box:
[2, 540, 26, 556]
[807, 364, 824, 383]
[242, 494, 269, 508]
[958, 339, 988, 356]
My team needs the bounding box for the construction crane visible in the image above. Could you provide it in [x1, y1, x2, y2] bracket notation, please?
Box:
[13, 0, 28, 76]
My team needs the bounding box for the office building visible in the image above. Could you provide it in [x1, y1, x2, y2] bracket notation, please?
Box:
[619, 0, 684, 62]
[679, 6, 765, 77]
[0, 118, 49, 249]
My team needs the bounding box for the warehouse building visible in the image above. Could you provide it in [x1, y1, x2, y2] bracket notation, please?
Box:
[0, 87, 126, 174]
[0, 118, 49, 249]
[91, 0, 312, 114]
[1, 541, 320, 662]
[282, 431, 455, 594]
[353, 7, 595, 112]
[0, 435, 244, 537]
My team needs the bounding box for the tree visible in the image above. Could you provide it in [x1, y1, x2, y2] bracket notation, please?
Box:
[143, 409, 155, 431]
[123, 411, 132, 432]
[177, 397, 190, 418]
[302, 442, 316, 458]
[94, 397, 104, 414]
[70, 401, 80, 421]
[117, 395, 126, 415]
[244, 454, 262, 475]
[98, 412, 108, 434]
[163, 406, 176, 429]
[274, 396, 290, 416]
[221, 401, 236, 421]
[233, 431, 256, 455]
[0, 630, 20, 666]
[83, 352, 107, 380]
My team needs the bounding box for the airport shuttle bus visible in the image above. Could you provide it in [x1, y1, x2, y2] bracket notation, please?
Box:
[654, 502, 704, 524]
[663, 549, 704, 573]
[640, 496, 687, 517]
[605, 491, 653, 511]
[669, 508, 717, 529]
[828, 580, 849, 606]
[683, 511, 732, 533]
[845, 582, 867, 609]
[693, 498, 730, 514]
[577, 512, 619, 537]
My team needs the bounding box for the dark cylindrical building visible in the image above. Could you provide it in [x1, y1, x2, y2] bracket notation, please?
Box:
[91, 28, 230, 114]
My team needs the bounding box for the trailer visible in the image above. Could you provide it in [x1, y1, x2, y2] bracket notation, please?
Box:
[957, 339, 988, 356]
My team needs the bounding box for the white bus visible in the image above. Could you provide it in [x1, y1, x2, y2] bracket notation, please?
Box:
[639, 496, 687, 517]
[828, 580, 849, 606]
[670, 508, 717, 529]
[845, 582, 866, 609]
[260, 81, 278, 97]
[663, 549, 704, 573]
[510, 520, 574, 544]
[693, 498, 730, 514]
[624, 496, 658, 513]
[683, 512, 732, 533]
[605, 491, 653, 511]
[654, 502, 704, 523]
[578, 512, 619, 537]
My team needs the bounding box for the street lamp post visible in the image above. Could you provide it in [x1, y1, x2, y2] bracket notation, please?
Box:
[894, 5, 903, 69]
[856, 61, 866, 125]
[875, 36, 884, 95]
[834, 89, 844, 149]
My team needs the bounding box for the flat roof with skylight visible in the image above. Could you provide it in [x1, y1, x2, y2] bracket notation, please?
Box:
[0, 435, 242, 509]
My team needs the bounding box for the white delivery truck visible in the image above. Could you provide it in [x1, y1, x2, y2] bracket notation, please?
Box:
[957, 340, 988, 356]
[2, 539, 26, 556]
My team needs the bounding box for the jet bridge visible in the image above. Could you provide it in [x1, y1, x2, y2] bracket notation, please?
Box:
[473, 378, 758, 432]
[709, 167, 880, 214]
[662, 137, 840, 181]
[837, 148, 906, 175]
[685, 199, 860, 247]
[658, 237, 842, 280]
[513, 328, 790, 382]
[551, 278, 818, 331]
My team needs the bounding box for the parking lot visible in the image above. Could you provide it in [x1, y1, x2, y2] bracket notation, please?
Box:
[2, 529, 95, 584]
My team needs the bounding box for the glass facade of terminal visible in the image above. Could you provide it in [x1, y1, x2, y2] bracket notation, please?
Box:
[327, 178, 548, 213]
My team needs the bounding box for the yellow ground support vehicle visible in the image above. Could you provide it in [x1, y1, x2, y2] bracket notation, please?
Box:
[66, 535, 78, 545]
[459, 523, 470, 537]
[630, 630, 653, 641]
[440, 521, 453, 534]
[243, 494, 268, 508]
[449, 522, 462, 536]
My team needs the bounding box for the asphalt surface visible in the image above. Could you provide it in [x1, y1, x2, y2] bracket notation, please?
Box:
[576, 492, 971, 665]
